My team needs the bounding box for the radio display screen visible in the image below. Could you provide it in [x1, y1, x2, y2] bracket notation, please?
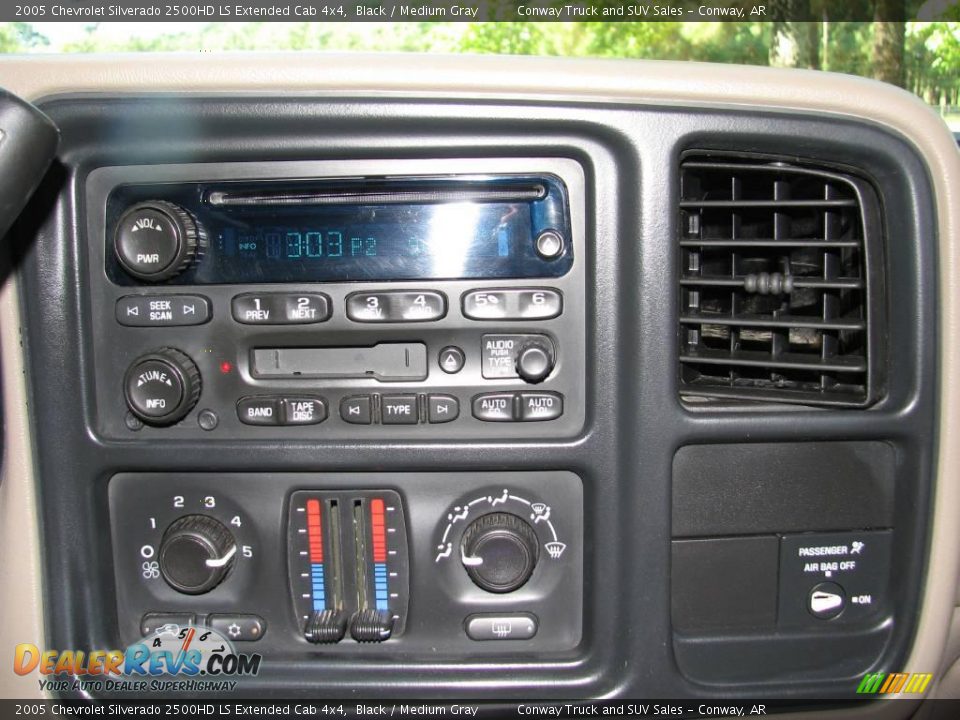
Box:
[106, 176, 573, 284]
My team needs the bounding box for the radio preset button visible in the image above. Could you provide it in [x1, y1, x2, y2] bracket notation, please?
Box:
[346, 291, 446, 323]
[237, 397, 280, 426]
[462, 290, 510, 320]
[517, 289, 562, 320]
[117, 295, 211, 327]
[472, 393, 516, 422]
[428, 395, 460, 424]
[232, 293, 331, 325]
[518, 392, 564, 421]
[341, 396, 372, 424]
[381, 395, 419, 424]
[282, 398, 327, 426]
[464, 289, 562, 321]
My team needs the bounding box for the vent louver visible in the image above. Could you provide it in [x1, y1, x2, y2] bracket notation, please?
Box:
[678, 154, 883, 407]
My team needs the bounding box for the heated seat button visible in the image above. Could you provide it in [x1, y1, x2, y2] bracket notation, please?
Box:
[340, 396, 372, 424]
[381, 395, 419, 424]
[518, 392, 563, 421]
[465, 613, 538, 641]
[207, 614, 266, 642]
[281, 397, 327, 425]
[237, 397, 280, 426]
[428, 395, 459, 423]
[472, 393, 516, 422]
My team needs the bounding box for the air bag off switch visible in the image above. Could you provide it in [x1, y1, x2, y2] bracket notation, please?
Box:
[123, 348, 201, 426]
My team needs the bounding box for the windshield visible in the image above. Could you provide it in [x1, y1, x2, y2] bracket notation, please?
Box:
[0, 13, 958, 129]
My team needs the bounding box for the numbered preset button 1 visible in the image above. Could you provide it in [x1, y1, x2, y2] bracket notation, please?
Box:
[463, 288, 562, 321]
[346, 291, 447, 322]
[232, 293, 331, 325]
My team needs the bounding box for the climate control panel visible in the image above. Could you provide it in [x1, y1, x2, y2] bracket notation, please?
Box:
[109, 471, 583, 654]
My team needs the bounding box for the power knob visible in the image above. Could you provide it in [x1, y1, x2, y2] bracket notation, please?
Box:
[460, 512, 539, 593]
[114, 201, 204, 282]
[123, 347, 201, 427]
[159, 515, 237, 595]
[516, 341, 555, 384]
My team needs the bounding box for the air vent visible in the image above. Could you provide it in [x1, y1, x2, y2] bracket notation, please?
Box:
[678, 154, 883, 407]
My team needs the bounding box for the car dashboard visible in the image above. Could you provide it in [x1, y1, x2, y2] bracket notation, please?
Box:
[0, 53, 958, 711]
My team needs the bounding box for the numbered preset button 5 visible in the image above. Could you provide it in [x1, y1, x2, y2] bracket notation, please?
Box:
[463, 288, 562, 321]
[232, 292, 331, 325]
[346, 290, 447, 322]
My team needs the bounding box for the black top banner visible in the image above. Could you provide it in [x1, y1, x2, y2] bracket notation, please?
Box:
[2, 0, 957, 23]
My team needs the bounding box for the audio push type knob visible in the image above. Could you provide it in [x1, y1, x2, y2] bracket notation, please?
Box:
[158, 514, 237, 595]
[516, 341, 555, 384]
[460, 512, 540, 593]
[114, 201, 203, 282]
[123, 347, 201, 426]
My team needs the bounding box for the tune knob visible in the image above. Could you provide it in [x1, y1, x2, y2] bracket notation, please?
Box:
[114, 201, 203, 282]
[159, 515, 237, 595]
[516, 342, 554, 384]
[123, 347, 201, 426]
[460, 512, 539, 593]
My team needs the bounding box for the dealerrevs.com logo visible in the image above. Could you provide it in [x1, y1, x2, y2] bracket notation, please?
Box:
[14, 625, 261, 694]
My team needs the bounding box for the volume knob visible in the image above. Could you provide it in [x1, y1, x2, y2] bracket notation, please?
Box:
[123, 347, 201, 427]
[114, 201, 204, 282]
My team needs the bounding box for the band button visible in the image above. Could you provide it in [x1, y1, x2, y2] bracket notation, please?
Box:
[237, 397, 280, 426]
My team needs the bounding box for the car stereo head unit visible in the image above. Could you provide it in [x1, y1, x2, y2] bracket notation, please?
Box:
[85, 158, 586, 442]
[106, 175, 572, 285]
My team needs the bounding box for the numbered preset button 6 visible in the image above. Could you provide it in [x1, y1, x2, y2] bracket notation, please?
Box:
[346, 290, 447, 322]
[463, 288, 562, 321]
[232, 292, 331, 325]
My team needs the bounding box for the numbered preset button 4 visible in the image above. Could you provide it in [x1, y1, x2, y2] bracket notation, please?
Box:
[346, 290, 447, 322]
[463, 288, 562, 321]
[232, 292, 331, 325]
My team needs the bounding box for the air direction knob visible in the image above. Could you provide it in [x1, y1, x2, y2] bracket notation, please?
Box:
[123, 347, 201, 426]
[114, 201, 203, 282]
[158, 515, 236, 595]
[460, 512, 539, 593]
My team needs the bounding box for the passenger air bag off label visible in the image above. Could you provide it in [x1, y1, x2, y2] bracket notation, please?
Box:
[251, 344, 427, 381]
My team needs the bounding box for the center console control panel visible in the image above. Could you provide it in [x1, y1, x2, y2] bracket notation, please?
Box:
[109, 472, 583, 654]
[85, 158, 587, 441]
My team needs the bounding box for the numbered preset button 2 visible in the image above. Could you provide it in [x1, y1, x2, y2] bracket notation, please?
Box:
[346, 291, 447, 323]
[232, 293, 331, 325]
[463, 288, 562, 321]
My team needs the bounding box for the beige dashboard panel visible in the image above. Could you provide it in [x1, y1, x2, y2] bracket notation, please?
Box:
[0, 53, 957, 704]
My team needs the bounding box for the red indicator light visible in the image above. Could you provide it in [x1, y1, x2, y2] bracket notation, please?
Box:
[219, 361, 233, 374]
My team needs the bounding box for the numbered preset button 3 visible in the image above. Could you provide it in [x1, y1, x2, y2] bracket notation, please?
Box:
[346, 291, 447, 322]
[232, 293, 331, 325]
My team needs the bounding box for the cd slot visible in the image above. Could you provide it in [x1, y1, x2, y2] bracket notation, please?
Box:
[206, 183, 546, 207]
[251, 343, 427, 381]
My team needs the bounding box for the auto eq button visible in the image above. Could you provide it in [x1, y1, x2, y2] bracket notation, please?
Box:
[472, 393, 516, 422]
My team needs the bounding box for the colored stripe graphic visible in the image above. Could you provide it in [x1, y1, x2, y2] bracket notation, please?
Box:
[306, 499, 326, 611]
[370, 498, 389, 611]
